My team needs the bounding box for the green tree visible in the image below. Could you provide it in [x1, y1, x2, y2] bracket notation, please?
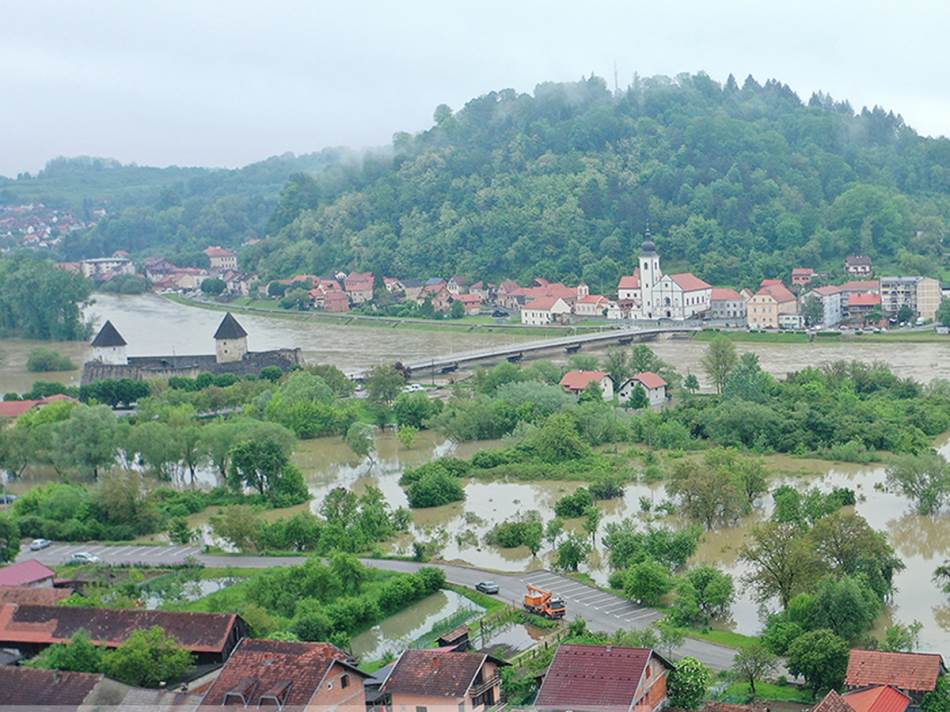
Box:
[802, 295, 824, 327]
[701, 335, 737, 394]
[603, 348, 630, 385]
[26, 631, 104, 673]
[228, 439, 288, 496]
[583, 505, 601, 545]
[0, 515, 20, 563]
[667, 657, 711, 709]
[200, 277, 226, 295]
[54, 405, 118, 478]
[449, 299, 465, 319]
[786, 629, 849, 698]
[392, 391, 441, 428]
[937, 300, 950, 328]
[625, 384, 649, 409]
[406, 469, 465, 508]
[345, 422, 375, 460]
[881, 620, 922, 652]
[397, 425, 418, 449]
[101, 626, 194, 687]
[555, 534, 590, 572]
[811, 575, 881, 641]
[656, 619, 685, 659]
[167, 517, 194, 545]
[921, 675, 950, 712]
[732, 641, 778, 695]
[623, 559, 673, 605]
[886, 452, 950, 514]
[26, 348, 76, 372]
[365, 365, 405, 407]
[544, 517, 564, 547]
[683, 373, 700, 394]
[897, 304, 915, 324]
[673, 566, 734, 625]
[740, 521, 823, 609]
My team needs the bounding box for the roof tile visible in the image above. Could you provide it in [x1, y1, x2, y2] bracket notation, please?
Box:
[846, 649, 946, 692]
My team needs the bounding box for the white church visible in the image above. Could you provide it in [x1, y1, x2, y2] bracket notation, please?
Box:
[613, 235, 712, 320]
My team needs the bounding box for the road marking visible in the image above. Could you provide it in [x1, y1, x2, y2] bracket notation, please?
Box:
[624, 610, 661, 623]
[573, 592, 617, 605]
[601, 601, 637, 615]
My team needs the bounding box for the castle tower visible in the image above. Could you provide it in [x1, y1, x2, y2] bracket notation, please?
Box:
[638, 231, 661, 318]
[213, 312, 248, 364]
[90, 320, 128, 365]
[576, 282, 590, 299]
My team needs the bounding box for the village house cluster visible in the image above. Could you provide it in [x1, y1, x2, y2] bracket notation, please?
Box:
[0, 203, 102, 252]
[0, 557, 946, 712]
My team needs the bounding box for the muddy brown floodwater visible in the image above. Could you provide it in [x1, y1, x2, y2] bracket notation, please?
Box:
[3, 294, 949, 394]
[247, 430, 950, 654]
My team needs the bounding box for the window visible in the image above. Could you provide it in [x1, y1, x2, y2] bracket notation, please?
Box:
[417, 707, 428, 712]
[341, 674, 349, 689]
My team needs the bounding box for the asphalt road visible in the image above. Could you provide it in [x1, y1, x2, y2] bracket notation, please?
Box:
[19, 543, 738, 671]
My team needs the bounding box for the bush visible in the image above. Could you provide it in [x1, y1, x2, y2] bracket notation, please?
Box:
[554, 488, 594, 517]
[26, 348, 76, 372]
[406, 470, 465, 508]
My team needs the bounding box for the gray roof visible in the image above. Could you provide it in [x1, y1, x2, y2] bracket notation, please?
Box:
[91, 320, 127, 347]
[213, 312, 247, 340]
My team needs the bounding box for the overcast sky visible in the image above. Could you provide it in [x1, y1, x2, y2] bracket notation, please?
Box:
[3, 0, 949, 177]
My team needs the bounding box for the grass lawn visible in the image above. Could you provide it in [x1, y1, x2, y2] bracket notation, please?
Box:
[684, 626, 758, 649]
[720, 680, 813, 704]
[695, 327, 948, 344]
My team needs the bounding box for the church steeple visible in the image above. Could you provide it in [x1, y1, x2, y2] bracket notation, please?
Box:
[638, 229, 661, 318]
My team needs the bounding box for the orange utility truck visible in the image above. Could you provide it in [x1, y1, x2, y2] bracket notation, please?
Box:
[523, 583, 566, 619]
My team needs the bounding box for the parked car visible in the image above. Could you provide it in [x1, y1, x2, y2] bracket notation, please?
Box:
[475, 581, 500, 594]
[491, 309, 510, 318]
[29, 538, 52, 551]
[402, 383, 425, 393]
[0, 494, 16, 505]
[68, 552, 101, 565]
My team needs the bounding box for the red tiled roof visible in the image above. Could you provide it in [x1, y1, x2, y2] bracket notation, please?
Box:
[711, 288, 741, 301]
[0, 604, 241, 654]
[848, 293, 881, 307]
[0, 586, 72, 606]
[579, 294, 609, 304]
[559, 370, 608, 392]
[843, 686, 912, 712]
[0, 667, 101, 708]
[524, 296, 565, 311]
[204, 246, 235, 257]
[618, 274, 641, 290]
[201, 638, 364, 707]
[812, 285, 842, 296]
[814, 690, 856, 712]
[536, 644, 668, 709]
[630, 371, 667, 390]
[846, 649, 946, 692]
[670, 272, 712, 291]
[455, 294, 482, 304]
[382, 648, 488, 698]
[0, 400, 39, 418]
[792, 267, 815, 275]
[0, 560, 55, 586]
[840, 280, 879, 292]
[756, 282, 796, 303]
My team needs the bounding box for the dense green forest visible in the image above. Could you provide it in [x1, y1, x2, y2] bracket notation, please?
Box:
[244, 73, 949, 289]
[0, 149, 361, 261]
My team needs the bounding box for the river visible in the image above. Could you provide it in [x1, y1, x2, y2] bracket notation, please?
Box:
[2, 293, 949, 393]
[194, 429, 948, 654]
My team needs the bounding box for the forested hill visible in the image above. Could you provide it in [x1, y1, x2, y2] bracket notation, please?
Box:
[0, 149, 360, 262]
[245, 73, 949, 290]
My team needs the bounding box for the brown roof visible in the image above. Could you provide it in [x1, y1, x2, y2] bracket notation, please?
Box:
[846, 650, 946, 692]
[0, 666, 102, 709]
[201, 638, 365, 707]
[204, 246, 235, 258]
[536, 644, 671, 710]
[814, 690, 856, 712]
[840, 280, 879, 292]
[560, 370, 608, 392]
[792, 267, 815, 275]
[711, 288, 742, 301]
[848, 293, 881, 307]
[756, 282, 796, 303]
[669, 272, 712, 291]
[0, 560, 55, 586]
[811, 285, 842, 296]
[618, 273, 641, 290]
[0, 603, 241, 653]
[382, 648, 489, 698]
[846, 255, 872, 266]
[524, 295, 567, 311]
[704, 703, 768, 712]
[0, 586, 72, 606]
[629, 371, 667, 390]
[843, 686, 912, 712]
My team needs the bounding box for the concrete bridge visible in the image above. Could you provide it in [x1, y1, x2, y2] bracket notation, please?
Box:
[353, 324, 700, 378]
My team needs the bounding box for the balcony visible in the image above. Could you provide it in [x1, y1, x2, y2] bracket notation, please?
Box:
[470, 674, 500, 697]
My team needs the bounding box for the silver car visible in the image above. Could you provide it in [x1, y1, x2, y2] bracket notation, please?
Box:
[68, 551, 101, 564]
[29, 538, 52, 551]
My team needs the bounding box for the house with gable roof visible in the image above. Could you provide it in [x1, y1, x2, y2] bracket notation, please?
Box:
[845, 649, 947, 704]
[535, 643, 674, 712]
[615, 237, 711, 320]
[617, 371, 668, 407]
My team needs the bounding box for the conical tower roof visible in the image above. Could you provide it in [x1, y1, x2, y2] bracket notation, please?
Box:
[91, 320, 127, 347]
[213, 312, 248, 340]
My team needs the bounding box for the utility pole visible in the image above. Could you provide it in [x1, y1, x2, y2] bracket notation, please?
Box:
[613, 61, 619, 96]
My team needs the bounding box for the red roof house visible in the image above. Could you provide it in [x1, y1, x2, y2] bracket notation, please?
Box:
[842, 685, 912, 712]
[848, 293, 882, 308]
[711, 288, 742, 301]
[0, 586, 73, 606]
[200, 638, 368, 709]
[846, 650, 946, 696]
[669, 273, 712, 292]
[381, 648, 507, 711]
[0, 604, 247, 663]
[0, 667, 105, 710]
[536, 644, 673, 712]
[0, 560, 55, 588]
[0, 394, 77, 419]
[559, 370, 613, 400]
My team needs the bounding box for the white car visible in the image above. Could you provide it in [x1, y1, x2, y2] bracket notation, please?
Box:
[29, 538, 52, 551]
[68, 551, 101, 564]
[402, 383, 425, 393]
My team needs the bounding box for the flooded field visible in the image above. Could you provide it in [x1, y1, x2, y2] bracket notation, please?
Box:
[3, 293, 949, 394]
[282, 430, 950, 653]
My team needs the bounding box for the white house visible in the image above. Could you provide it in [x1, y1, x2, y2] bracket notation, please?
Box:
[710, 288, 747, 323]
[559, 370, 614, 400]
[804, 285, 843, 327]
[520, 296, 572, 326]
[617, 371, 668, 407]
[573, 294, 611, 318]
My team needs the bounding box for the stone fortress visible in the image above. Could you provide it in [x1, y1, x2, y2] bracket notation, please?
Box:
[80, 312, 302, 385]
